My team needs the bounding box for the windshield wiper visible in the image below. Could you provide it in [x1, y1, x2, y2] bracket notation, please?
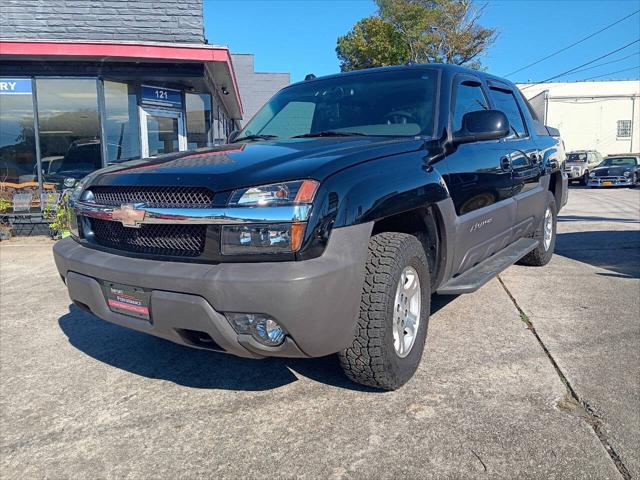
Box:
[292, 131, 367, 138]
[231, 134, 278, 143]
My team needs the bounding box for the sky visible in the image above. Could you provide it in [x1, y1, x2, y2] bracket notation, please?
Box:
[204, 0, 640, 84]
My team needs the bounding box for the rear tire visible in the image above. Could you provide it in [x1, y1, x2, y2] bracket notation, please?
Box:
[339, 232, 430, 391]
[519, 192, 557, 267]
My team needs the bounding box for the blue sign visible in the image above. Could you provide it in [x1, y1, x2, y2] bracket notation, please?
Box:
[140, 85, 182, 107]
[0, 79, 32, 95]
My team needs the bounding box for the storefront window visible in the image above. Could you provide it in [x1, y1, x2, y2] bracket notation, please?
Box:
[36, 79, 102, 192]
[104, 81, 140, 163]
[186, 93, 212, 149]
[0, 79, 38, 213]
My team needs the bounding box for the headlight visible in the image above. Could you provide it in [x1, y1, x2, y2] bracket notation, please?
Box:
[221, 223, 305, 254]
[228, 180, 318, 206]
[624, 171, 631, 177]
[589, 172, 596, 178]
[69, 176, 91, 203]
[223, 180, 319, 255]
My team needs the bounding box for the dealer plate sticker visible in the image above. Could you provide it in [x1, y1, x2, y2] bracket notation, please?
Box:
[102, 282, 151, 320]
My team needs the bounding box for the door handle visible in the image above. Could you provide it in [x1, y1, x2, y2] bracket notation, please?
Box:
[500, 156, 511, 171]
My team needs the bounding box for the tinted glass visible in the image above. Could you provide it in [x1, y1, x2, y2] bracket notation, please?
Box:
[0, 84, 38, 213]
[600, 157, 637, 167]
[186, 93, 212, 149]
[489, 88, 527, 138]
[147, 115, 179, 155]
[452, 82, 488, 131]
[103, 81, 140, 163]
[241, 69, 437, 139]
[36, 79, 102, 190]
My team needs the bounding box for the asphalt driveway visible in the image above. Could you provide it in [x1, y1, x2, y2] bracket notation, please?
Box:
[1, 186, 638, 479]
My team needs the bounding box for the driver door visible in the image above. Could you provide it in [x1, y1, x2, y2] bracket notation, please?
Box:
[437, 74, 516, 275]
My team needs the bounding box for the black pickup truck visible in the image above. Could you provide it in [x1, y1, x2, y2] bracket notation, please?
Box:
[54, 64, 568, 390]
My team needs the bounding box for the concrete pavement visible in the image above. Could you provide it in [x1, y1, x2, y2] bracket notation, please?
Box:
[1, 186, 638, 479]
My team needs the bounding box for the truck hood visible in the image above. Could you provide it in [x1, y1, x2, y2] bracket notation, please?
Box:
[91, 137, 426, 192]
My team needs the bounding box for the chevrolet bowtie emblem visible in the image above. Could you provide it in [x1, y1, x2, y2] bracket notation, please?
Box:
[111, 203, 146, 228]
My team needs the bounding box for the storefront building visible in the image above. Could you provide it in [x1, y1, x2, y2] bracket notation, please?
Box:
[0, 0, 243, 217]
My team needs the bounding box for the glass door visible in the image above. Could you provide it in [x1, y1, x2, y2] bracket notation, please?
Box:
[139, 107, 186, 157]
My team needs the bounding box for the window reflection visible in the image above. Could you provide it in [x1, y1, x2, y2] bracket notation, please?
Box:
[104, 81, 140, 163]
[36, 79, 102, 191]
[186, 93, 212, 149]
[0, 89, 38, 213]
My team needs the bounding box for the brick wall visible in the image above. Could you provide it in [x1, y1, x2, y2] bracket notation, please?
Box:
[231, 54, 290, 126]
[0, 0, 204, 44]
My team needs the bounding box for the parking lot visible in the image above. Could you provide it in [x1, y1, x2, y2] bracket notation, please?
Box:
[1, 186, 638, 479]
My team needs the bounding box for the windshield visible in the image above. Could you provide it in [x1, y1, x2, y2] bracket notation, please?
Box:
[598, 157, 638, 167]
[238, 69, 438, 140]
[567, 152, 587, 163]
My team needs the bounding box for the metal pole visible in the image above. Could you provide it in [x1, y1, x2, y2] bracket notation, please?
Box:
[31, 78, 44, 212]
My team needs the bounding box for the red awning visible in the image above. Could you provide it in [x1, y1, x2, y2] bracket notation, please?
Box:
[0, 40, 243, 117]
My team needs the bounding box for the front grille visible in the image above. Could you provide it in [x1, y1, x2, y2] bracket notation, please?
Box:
[89, 218, 206, 257]
[89, 186, 214, 208]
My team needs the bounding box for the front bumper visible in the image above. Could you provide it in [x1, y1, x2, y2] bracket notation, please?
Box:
[565, 169, 584, 180]
[53, 222, 372, 358]
[587, 177, 634, 187]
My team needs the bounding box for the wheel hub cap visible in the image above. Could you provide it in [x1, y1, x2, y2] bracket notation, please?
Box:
[393, 266, 421, 358]
[543, 207, 553, 251]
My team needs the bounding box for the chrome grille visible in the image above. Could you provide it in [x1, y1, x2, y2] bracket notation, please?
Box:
[89, 218, 206, 257]
[89, 186, 214, 208]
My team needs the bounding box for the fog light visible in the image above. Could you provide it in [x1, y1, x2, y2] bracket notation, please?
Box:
[225, 313, 286, 346]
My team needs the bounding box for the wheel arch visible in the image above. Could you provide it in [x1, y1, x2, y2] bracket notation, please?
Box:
[371, 205, 448, 291]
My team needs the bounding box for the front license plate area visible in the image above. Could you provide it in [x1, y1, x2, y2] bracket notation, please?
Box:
[602, 181, 613, 187]
[101, 282, 151, 320]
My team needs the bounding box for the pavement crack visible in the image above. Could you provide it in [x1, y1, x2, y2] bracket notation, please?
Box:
[497, 275, 632, 480]
[471, 449, 487, 472]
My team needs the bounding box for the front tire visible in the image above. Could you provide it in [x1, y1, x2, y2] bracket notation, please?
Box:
[339, 232, 430, 391]
[519, 192, 557, 266]
[580, 171, 589, 186]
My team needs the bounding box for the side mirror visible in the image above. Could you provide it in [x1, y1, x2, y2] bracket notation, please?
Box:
[227, 130, 241, 143]
[453, 110, 509, 145]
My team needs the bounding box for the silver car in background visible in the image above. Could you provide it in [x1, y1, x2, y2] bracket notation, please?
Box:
[564, 150, 603, 186]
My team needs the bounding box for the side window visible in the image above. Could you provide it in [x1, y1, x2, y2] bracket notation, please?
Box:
[489, 87, 528, 138]
[452, 81, 488, 132]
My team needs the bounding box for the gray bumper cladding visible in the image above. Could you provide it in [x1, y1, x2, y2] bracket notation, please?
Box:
[53, 222, 373, 358]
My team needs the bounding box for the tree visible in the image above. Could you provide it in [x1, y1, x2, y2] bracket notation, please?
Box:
[336, 17, 410, 72]
[336, 0, 496, 72]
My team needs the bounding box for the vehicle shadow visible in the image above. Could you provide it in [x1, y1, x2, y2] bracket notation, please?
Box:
[59, 293, 459, 392]
[556, 230, 640, 279]
[58, 304, 383, 393]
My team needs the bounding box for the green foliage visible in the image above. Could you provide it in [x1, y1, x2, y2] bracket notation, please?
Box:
[0, 197, 11, 213]
[336, 17, 410, 71]
[336, 0, 496, 71]
[45, 193, 71, 239]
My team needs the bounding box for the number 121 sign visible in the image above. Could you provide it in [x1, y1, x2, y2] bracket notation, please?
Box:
[140, 85, 182, 107]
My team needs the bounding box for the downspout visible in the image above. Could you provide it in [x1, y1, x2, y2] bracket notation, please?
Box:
[630, 95, 636, 153]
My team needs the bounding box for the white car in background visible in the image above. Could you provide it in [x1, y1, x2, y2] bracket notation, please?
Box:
[564, 150, 603, 186]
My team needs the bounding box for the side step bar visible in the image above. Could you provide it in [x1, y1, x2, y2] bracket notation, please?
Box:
[436, 238, 539, 295]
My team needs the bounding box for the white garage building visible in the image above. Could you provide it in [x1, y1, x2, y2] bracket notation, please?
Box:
[518, 80, 640, 156]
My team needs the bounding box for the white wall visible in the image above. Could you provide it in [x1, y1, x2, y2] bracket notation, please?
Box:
[546, 96, 639, 155]
[518, 81, 640, 156]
